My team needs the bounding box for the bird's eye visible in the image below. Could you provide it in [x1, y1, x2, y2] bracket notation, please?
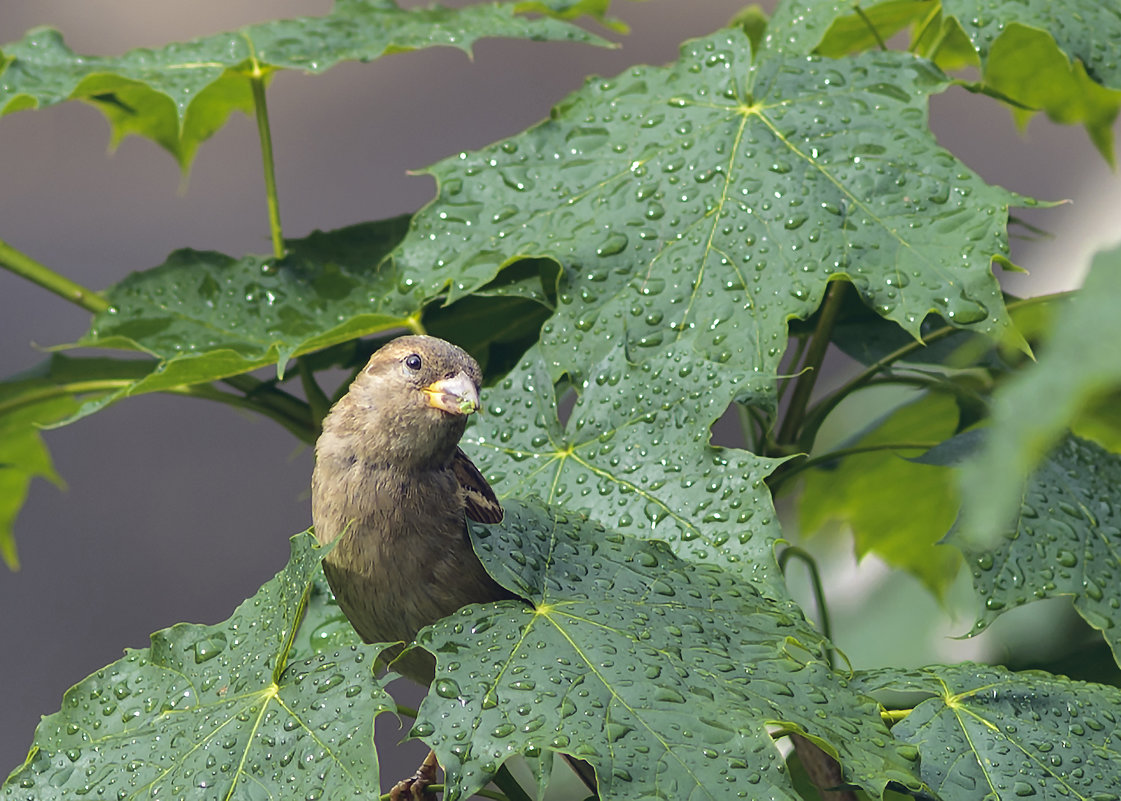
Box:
[404, 354, 422, 371]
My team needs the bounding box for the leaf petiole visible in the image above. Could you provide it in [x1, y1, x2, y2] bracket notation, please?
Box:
[245, 45, 285, 259]
[0, 239, 110, 314]
[776, 281, 849, 449]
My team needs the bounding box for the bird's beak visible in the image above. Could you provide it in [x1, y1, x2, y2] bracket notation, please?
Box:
[422, 371, 481, 415]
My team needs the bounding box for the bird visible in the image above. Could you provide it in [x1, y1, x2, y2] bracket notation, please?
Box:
[311, 334, 597, 798]
[311, 334, 511, 684]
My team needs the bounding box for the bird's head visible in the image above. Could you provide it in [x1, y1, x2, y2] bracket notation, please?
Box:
[335, 335, 484, 468]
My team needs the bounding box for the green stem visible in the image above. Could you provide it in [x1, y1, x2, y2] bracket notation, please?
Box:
[217, 374, 316, 443]
[776, 281, 848, 449]
[797, 325, 958, 452]
[0, 239, 110, 314]
[881, 708, 912, 725]
[492, 765, 534, 801]
[0, 380, 133, 418]
[792, 292, 1065, 452]
[395, 703, 418, 719]
[769, 440, 940, 493]
[778, 547, 834, 668]
[922, 22, 953, 63]
[248, 63, 285, 259]
[735, 402, 758, 451]
[298, 357, 331, 426]
[173, 382, 317, 443]
[777, 333, 809, 404]
[909, 3, 941, 53]
[853, 4, 888, 50]
[406, 313, 428, 336]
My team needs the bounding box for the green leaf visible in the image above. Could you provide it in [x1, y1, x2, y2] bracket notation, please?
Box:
[67, 218, 416, 422]
[950, 434, 1121, 666]
[465, 344, 789, 589]
[856, 663, 1121, 800]
[289, 572, 364, 662]
[1072, 389, 1121, 454]
[959, 244, 1121, 552]
[394, 28, 1031, 415]
[2, 533, 394, 800]
[816, 1, 934, 57]
[0, 1, 610, 170]
[763, 1, 866, 56]
[412, 499, 925, 801]
[934, 1, 1121, 162]
[798, 392, 963, 598]
[423, 258, 557, 376]
[982, 23, 1121, 164]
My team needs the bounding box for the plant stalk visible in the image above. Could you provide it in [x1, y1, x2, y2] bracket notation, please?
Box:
[853, 4, 888, 50]
[768, 440, 939, 493]
[172, 382, 316, 443]
[248, 64, 285, 259]
[492, 765, 534, 801]
[298, 357, 331, 426]
[216, 374, 316, 442]
[776, 281, 848, 448]
[0, 239, 110, 314]
[778, 546, 834, 666]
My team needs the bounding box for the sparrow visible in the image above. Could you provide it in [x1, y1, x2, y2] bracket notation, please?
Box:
[311, 334, 512, 684]
[312, 335, 597, 797]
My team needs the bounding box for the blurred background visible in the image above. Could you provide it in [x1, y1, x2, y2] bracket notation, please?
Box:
[2, 0, 1119, 781]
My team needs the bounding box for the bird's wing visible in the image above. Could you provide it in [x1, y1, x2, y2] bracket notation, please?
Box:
[453, 447, 504, 524]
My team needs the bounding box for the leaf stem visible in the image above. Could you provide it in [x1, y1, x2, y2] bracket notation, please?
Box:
[395, 703, 418, 719]
[406, 313, 428, 336]
[0, 238, 110, 314]
[769, 440, 939, 492]
[248, 61, 285, 259]
[778, 546, 834, 667]
[777, 333, 809, 404]
[852, 4, 888, 50]
[909, 3, 941, 53]
[0, 380, 133, 418]
[298, 357, 331, 425]
[214, 375, 317, 442]
[735, 402, 758, 451]
[794, 291, 1071, 450]
[776, 281, 848, 449]
[797, 325, 959, 452]
[881, 708, 912, 725]
[492, 765, 534, 801]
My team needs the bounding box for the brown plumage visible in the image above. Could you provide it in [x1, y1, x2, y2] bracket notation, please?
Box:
[311, 335, 511, 683]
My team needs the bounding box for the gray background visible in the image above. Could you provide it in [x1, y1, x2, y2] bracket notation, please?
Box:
[2, 0, 1119, 780]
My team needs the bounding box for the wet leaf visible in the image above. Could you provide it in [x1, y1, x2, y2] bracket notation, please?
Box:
[950, 434, 1121, 666]
[1, 533, 393, 801]
[413, 499, 925, 801]
[67, 218, 415, 422]
[798, 392, 963, 598]
[815, 0, 933, 58]
[394, 28, 1031, 415]
[939, 0, 1121, 162]
[959, 244, 1121, 553]
[980, 22, 1121, 164]
[465, 344, 789, 590]
[0, 1, 610, 170]
[810, 1, 1121, 161]
[856, 663, 1121, 801]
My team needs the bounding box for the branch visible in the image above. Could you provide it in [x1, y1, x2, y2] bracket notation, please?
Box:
[246, 52, 285, 259]
[0, 238, 110, 314]
[776, 281, 849, 448]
